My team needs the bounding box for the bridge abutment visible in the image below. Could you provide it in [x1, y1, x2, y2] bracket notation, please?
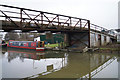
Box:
[64, 31, 89, 50]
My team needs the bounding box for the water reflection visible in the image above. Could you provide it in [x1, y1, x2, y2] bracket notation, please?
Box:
[38, 53, 119, 78]
[2, 48, 119, 79]
[85, 55, 118, 78]
[7, 51, 44, 62]
[2, 48, 68, 78]
[0, 47, 2, 80]
[118, 58, 120, 79]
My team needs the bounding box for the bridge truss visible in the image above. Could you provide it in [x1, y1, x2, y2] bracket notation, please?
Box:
[0, 4, 90, 32]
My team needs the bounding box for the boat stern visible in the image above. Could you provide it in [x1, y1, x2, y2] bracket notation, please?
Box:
[36, 47, 45, 51]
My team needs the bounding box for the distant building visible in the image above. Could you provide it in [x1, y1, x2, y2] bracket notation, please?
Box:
[118, 1, 120, 42]
[34, 37, 40, 41]
[40, 33, 64, 44]
[107, 29, 117, 36]
[118, 33, 120, 42]
[0, 32, 3, 42]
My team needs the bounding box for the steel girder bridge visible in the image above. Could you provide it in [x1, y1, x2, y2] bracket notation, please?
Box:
[0, 4, 116, 48]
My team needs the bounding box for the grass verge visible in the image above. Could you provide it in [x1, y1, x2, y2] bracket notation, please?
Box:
[45, 43, 58, 48]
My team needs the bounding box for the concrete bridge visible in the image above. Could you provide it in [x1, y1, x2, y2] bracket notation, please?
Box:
[0, 4, 117, 49]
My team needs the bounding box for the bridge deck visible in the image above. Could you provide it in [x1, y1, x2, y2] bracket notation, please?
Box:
[1, 20, 115, 39]
[1, 20, 89, 33]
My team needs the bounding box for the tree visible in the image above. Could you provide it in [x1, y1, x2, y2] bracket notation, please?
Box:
[4, 32, 19, 41]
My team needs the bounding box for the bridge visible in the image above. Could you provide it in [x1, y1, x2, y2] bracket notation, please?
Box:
[0, 4, 117, 48]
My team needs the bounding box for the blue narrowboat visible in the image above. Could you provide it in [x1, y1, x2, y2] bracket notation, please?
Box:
[7, 40, 45, 51]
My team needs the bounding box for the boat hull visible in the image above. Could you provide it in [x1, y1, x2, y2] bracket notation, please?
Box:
[36, 47, 45, 51]
[7, 41, 45, 51]
[8, 46, 45, 51]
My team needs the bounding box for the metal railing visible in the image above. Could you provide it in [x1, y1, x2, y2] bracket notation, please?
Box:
[0, 4, 90, 31]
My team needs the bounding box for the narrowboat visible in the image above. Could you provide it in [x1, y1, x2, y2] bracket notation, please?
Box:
[7, 40, 45, 51]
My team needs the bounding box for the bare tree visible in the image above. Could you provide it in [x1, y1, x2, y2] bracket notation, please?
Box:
[5, 32, 19, 41]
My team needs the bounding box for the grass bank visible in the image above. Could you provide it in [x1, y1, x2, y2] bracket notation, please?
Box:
[95, 43, 120, 53]
[45, 43, 58, 48]
[99, 48, 119, 51]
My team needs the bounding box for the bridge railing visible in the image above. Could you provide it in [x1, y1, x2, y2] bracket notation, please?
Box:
[90, 23, 117, 37]
[0, 4, 90, 31]
[90, 23, 108, 32]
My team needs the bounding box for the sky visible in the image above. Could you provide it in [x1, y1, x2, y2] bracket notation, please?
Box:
[118, 1, 120, 29]
[0, 0, 120, 29]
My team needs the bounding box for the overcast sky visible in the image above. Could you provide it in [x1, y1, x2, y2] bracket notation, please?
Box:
[1, 0, 120, 29]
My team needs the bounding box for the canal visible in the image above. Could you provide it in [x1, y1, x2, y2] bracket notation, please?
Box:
[1, 48, 120, 79]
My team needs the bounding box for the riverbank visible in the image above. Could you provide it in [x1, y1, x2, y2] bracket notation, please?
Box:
[45, 43, 120, 53]
[3, 41, 120, 53]
[94, 43, 120, 53]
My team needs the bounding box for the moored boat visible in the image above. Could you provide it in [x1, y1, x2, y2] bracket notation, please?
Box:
[7, 40, 45, 51]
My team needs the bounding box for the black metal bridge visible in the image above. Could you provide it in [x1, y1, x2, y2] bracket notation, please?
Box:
[0, 4, 117, 48]
[0, 4, 90, 32]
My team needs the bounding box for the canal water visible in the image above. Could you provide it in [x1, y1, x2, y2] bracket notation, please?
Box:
[1, 48, 120, 79]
